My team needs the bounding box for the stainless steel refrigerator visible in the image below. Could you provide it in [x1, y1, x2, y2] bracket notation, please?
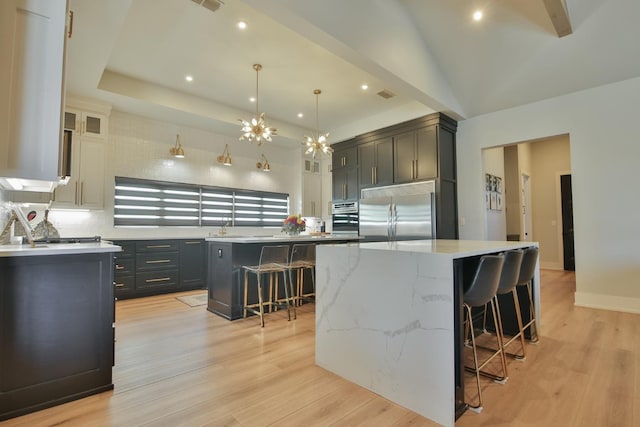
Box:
[359, 181, 435, 241]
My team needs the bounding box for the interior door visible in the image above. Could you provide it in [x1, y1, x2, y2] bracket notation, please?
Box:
[560, 174, 575, 270]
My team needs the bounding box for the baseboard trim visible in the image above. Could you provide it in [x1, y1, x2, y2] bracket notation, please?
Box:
[574, 292, 640, 314]
[540, 261, 563, 270]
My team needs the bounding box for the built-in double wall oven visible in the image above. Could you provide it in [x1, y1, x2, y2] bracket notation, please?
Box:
[331, 201, 359, 235]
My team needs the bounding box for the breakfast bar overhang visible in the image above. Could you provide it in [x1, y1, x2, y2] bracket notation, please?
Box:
[315, 239, 539, 427]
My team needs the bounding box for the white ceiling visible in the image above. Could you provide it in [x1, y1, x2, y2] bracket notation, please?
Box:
[65, 0, 640, 150]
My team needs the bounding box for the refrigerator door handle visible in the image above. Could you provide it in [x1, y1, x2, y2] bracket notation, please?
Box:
[387, 204, 393, 241]
[431, 192, 437, 239]
[391, 203, 398, 241]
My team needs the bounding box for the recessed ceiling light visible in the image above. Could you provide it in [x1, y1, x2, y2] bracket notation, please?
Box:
[361, 84, 369, 90]
[249, 97, 256, 103]
[473, 10, 483, 21]
[237, 21, 247, 30]
[185, 75, 193, 82]
[297, 113, 304, 118]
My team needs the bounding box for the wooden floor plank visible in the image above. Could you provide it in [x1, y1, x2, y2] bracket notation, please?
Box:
[2, 270, 639, 426]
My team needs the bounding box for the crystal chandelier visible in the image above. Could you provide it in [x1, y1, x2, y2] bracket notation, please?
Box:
[303, 89, 333, 158]
[239, 64, 276, 145]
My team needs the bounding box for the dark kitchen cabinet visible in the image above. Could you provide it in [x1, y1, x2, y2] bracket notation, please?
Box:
[394, 127, 437, 184]
[359, 136, 393, 189]
[207, 242, 236, 319]
[179, 239, 206, 289]
[0, 252, 115, 421]
[330, 112, 458, 239]
[332, 168, 358, 201]
[332, 145, 357, 171]
[113, 240, 135, 299]
[110, 238, 204, 299]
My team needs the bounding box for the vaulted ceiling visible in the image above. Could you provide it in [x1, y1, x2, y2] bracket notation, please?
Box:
[66, 0, 640, 149]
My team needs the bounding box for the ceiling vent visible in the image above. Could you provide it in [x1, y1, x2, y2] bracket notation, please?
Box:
[191, 0, 224, 13]
[377, 89, 396, 99]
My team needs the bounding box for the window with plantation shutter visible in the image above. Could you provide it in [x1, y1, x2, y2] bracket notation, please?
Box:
[114, 177, 289, 228]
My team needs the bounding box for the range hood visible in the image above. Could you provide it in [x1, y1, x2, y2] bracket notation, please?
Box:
[0, 186, 53, 205]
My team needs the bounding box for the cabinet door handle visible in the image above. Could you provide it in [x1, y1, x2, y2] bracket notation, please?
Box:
[218, 248, 223, 258]
[115, 283, 125, 288]
[80, 182, 84, 205]
[115, 265, 124, 270]
[185, 241, 201, 245]
[371, 167, 375, 184]
[74, 181, 79, 204]
[374, 166, 378, 184]
[146, 277, 171, 283]
[146, 259, 170, 264]
[68, 10, 74, 38]
[146, 244, 171, 249]
[342, 183, 346, 200]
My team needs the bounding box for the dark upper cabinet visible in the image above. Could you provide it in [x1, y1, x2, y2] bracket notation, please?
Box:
[332, 145, 357, 171]
[359, 137, 393, 189]
[332, 168, 358, 201]
[330, 112, 458, 238]
[394, 127, 437, 184]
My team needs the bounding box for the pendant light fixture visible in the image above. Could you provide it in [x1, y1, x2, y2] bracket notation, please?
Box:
[303, 89, 333, 158]
[217, 144, 232, 166]
[256, 154, 271, 172]
[170, 134, 185, 158]
[239, 64, 277, 145]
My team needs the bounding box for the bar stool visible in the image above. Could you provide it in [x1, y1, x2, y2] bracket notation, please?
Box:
[515, 246, 539, 343]
[463, 254, 507, 413]
[288, 243, 316, 306]
[484, 249, 527, 360]
[243, 245, 296, 327]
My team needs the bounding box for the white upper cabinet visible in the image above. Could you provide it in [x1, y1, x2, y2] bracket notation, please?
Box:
[64, 108, 108, 139]
[0, 0, 69, 187]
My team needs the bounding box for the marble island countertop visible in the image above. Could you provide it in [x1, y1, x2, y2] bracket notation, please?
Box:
[0, 242, 121, 257]
[205, 234, 361, 244]
[333, 239, 537, 257]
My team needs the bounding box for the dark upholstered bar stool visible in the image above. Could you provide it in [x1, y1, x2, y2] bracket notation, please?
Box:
[288, 243, 316, 306]
[488, 249, 528, 360]
[243, 245, 295, 327]
[463, 254, 507, 413]
[515, 246, 539, 343]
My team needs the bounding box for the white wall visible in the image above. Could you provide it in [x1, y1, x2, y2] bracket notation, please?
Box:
[457, 76, 640, 313]
[482, 146, 506, 240]
[48, 110, 303, 239]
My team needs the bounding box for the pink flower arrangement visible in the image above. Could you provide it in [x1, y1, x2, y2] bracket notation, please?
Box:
[282, 214, 306, 235]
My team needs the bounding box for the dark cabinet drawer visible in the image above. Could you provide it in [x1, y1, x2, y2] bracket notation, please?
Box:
[135, 240, 179, 252]
[114, 257, 135, 275]
[115, 241, 135, 257]
[136, 269, 179, 290]
[136, 251, 179, 271]
[114, 274, 134, 293]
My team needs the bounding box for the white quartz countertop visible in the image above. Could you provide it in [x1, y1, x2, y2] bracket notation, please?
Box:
[205, 234, 361, 244]
[0, 242, 121, 257]
[324, 239, 537, 258]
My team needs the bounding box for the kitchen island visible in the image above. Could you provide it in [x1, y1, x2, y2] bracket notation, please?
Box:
[315, 239, 539, 427]
[205, 234, 360, 320]
[0, 241, 120, 421]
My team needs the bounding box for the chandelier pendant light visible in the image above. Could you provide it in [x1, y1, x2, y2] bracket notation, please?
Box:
[239, 64, 277, 145]
[303, 89, 333, 158]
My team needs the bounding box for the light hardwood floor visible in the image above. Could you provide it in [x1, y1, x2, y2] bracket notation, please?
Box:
[2, 270, 639, 426]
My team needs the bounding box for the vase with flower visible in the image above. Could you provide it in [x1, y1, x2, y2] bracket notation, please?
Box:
[282, 214, 306, 236]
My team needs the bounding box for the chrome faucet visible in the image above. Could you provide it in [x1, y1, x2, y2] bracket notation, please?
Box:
[219, 218, 230, 236]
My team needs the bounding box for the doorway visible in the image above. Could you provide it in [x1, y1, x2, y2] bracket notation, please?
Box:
[521, 173, 532, 242]
[560, 174, 575, 270]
